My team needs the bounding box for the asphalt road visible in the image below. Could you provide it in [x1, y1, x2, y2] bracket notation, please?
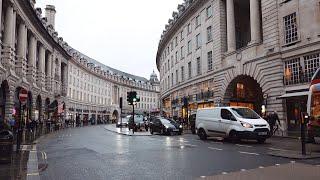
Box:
[36, 125, 319, 180]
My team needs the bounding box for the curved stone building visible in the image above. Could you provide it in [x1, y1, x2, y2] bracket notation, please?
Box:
[156, 0, 320, 135]
[0, 0, 160, 128]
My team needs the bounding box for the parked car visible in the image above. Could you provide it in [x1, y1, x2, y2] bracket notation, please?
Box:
[150, 117, 183, 135]
[116, 116, 130, 127]
[196, 107, 270, 143]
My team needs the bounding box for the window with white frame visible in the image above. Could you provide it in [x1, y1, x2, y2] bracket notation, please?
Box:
[175, 37, 178, 47]
[284, 12, 298, 45]
[206, 5, 212, 18]
[188, 23, 192, 34]
[197, 57, 201, 75]
[175, 51, 178, 63]
[195, 15, 201, 27]
[180, 30, 184, 41]
[176, 69, 179, 84]
[188, 62, 192, 79]
[304, 53, 320, 81]
[284, 58, 302, 85]
[207, 51, 213, 71]
[207, 26, 212, 42]
[188, 40, 192, 54]
[181, 66, 185, 82]
[196, 33, 201, 49]
[171, 55, 174, 68]
[181, 46, 184, 59]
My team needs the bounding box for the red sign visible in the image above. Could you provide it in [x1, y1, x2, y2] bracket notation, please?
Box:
[19, 88, 28, 104]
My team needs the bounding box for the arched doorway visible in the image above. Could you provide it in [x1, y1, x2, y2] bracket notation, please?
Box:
[112, 110, 119, 123]
[0, 80, 9, 122]
[224, 75, 264, 115]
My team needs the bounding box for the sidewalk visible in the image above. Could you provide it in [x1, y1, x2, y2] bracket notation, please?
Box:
[200, 162, 320, 180]
[104, 124, 152, 136]
[266, 137, 320, 159]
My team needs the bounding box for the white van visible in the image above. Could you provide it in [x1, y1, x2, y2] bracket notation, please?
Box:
[195, 107, 270, 143]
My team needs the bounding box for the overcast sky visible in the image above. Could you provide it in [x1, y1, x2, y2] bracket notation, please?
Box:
[36, 0, 183, 79]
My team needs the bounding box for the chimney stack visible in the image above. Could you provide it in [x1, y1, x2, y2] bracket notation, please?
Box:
[45, 5, 56, 29]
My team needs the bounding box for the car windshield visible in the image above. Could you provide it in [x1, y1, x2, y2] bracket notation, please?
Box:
[231, 108, 260, 119]
[160, 118, 173, 125]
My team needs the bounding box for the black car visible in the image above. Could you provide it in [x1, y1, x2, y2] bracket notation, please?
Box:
[150, 117, 183, 135]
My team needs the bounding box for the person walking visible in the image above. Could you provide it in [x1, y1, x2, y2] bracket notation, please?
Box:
[8, 116, 15, 132]
[268, 111, 281, 135]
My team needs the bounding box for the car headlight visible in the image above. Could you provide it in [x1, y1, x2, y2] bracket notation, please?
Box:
[179, 125, 182, 128]
[164, 125, 169, 129]
[241, 122, 253, 128]
[117, 122, 120, 124]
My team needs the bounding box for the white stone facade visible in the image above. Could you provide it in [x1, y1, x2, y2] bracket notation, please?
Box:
[156, 0, 320, 135]
[0, 0, 160, 126]
[0, 0, 69, 124]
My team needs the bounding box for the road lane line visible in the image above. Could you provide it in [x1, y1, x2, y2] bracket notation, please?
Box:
[208, 147, 223, 151]
[239, 151, 259, 156]
[259, 166, 264, 169]
[268, 147, 287, 151]
[236, 144, 253, 148]
[241, 169, 246, 171]
[275, 164, 280, 166]
[222, 172, 228, 175]
[184, 143, 197, 147]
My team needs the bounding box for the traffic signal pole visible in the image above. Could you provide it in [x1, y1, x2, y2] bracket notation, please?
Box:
[132, 104, 135, 134]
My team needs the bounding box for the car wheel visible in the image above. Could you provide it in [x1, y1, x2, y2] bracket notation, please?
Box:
[229, 131, 239, 143]
[257, 138, 266, 144]
[198, 128, 207, 140]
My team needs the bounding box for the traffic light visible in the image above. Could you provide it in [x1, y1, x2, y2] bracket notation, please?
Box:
[127, 92, 133, 105]
[127, 91, 140, 105]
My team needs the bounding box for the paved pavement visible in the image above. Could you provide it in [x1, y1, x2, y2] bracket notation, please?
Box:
[104, 124, 152, 136]
[34, 125, 320, 180]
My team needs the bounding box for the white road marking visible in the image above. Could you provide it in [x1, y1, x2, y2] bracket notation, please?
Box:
[259, 166, 264, 169]
[275, 164, 280, 166]
[184, 144, 197, 147]
[209, 141, 223, 145]
[27, 172, 39, 176]
[290, 161, 296, 164]
[239, 151, 259, 156]
[316, 165, 320, 167]
[241, 169, 246, 171]
[200, 176, 206, 178]
[208, 147, 223, 151]
[222, 172, 228, 175]
[236, 144, 253, 148]
[268, 147, 286, 151]
[43, 152, 47, 160]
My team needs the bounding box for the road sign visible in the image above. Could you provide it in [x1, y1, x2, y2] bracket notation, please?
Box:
[19, 88, 28, 104]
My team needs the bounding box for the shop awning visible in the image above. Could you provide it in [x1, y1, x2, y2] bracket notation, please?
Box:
[277, 91, 309, 99]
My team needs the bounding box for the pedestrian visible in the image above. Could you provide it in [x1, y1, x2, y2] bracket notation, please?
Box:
[8, 115, 15, 132]
[267, 111, 281, 135]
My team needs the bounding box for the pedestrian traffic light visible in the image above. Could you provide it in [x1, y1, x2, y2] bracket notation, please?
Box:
[127, 92, 133, 105]
[127, 91, 139, 105]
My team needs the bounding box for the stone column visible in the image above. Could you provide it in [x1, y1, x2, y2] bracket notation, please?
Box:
[37, 46, 46, 89]
[16, 23, 28, 78]
[226, 0, 236, 52]
[27, 36, 37, 86]
[250, 0, 261, 44]
[2, 3, 16, 71]
[4, 86, 15, 120]
[0, 0, 3, 62]
[46, 53, 52, 90]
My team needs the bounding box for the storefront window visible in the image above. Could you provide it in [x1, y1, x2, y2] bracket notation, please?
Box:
[311, 88, 320, 120]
